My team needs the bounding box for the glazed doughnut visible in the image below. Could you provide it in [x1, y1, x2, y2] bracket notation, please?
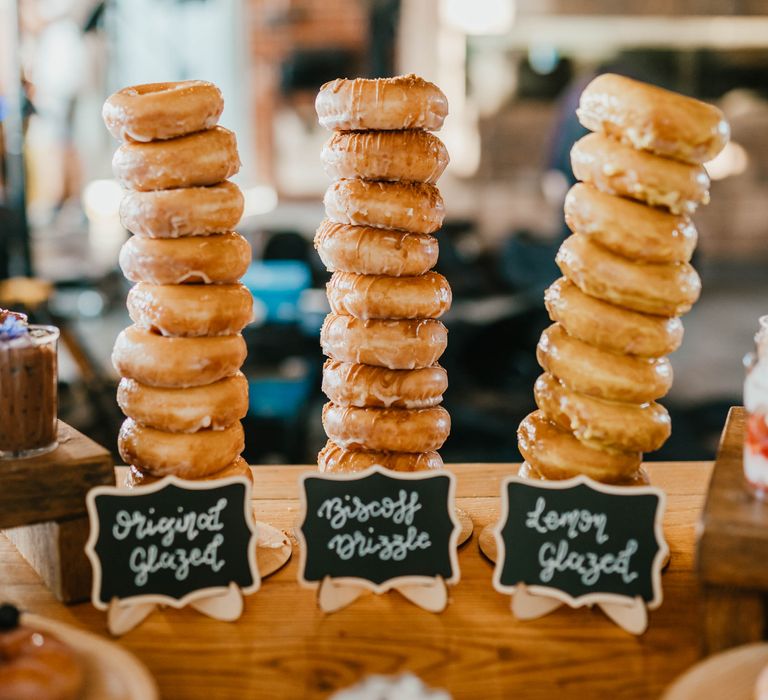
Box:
[321, 313, 447, 370]
[322, 403, 450, 453]
[322, 360, 447, 409]
[534, 373, 671, 453]
[564, 183, 697, 263]
[120, 181, 243, 238]
[324, 179, 444, 234]
[112, 325, 246, 388]
[125, 456, 252, 488]
[556, 233, 701, 317]
[577, 73, 730, 164]
[571, 133, 709, 215]
[321, 130, 449, 184]
[537, 323, 673, 403]
[519, 460, 650, 486]
[119, 232, 251, 285]
[118, 418, 244, 478]
[314, 220, 438, 277]
[117, 373, 248, 433]
[315, 74, 448, 131]
[0, 606, 85, 700]
[545, 278, 683, 357]
[127, 282, 253, 336]
[112, 126, 240, 191]
[327, 271, 451, 320]
[102, 80, 224, 142]
[518, 410, 642, 484]
[318, 440, 443, 473]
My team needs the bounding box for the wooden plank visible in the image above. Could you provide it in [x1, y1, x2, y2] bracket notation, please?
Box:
[0, 461, 713, 700]
[4, 515, 91, 604]
[0, 421, 114, 529]
[696, 407, 768, 588]
[701, 585, 766, 655]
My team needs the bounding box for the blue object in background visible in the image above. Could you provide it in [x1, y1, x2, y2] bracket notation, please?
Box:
[242, 260, 312, 325]
[248, 374, 314, 420]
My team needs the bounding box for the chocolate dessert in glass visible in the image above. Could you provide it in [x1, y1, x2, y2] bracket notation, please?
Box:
[0, 310, 59, 459]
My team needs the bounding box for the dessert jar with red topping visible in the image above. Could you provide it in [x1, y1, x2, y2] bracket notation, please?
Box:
[0, 311, 59, 459]
[745, 315, 768, 497]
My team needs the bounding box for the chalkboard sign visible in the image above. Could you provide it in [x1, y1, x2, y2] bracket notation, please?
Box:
[493, 475, 667, 609]
[297, 466, 460, 592]
[85, 475, 259, 609]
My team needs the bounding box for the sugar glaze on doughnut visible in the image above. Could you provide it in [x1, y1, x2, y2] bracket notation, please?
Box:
[127, 282, 253, 337]
[112, 126, 240, 191]
[571, 133, 709, 215]
[322, 130, 449, 184]
[314, 220, 438, 277]
[324, 179, 444, 234]
[118, 418, 244, 478]
[322, 402, 450, 453]
[318, 440, 443, 473]
[321, 313, 447, 370]
[322, 360, 447, 409]
[564, 183, 697, 263]
[577, 73, 730, 164]
[518, 410, 642, 484]
[316, 74, 448, 132]
[103, 80, 224, 142]
[545, 277, 683, 357]
[120, 181, 244, 238]
[120, 232, 251, 285]
[534, 372, 671, 453]
[537, 323, 673, 403]
[327, 271, 451, 320]
[117, 373, 248, 433]
[112, 325, 246, 388]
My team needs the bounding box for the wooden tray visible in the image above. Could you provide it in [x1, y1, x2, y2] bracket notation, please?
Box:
[697, 407, 768, 653]
[663, 643, 768, 700]
[24, 613, 158, 700]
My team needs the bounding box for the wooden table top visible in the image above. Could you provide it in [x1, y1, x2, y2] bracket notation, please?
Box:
[0, 462, 713, 700]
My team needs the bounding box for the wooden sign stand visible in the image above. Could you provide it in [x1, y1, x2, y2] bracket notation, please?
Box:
[1, 421, 114, 603]
[86, 475, 262, 636]
[297, 467, 462, 614]
[317, 575, 450, 613]
[696, 407, 768, 655]
[490, 475, 668, 635]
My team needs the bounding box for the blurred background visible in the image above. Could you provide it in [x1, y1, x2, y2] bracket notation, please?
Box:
[1, 0, 766, 466]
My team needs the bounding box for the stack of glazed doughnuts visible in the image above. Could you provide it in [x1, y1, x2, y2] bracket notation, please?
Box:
[103, 81, 253, 486]
[518, 73, 730, 485]
[315, 74, 452, 472]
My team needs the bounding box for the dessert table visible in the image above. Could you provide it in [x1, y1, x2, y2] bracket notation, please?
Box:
[0, 462, 712, 699]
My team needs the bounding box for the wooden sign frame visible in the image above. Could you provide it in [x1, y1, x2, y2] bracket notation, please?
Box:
[85, 475, 260, 635]
[492, 474, 668, 635]
[296, 466, 461, 613]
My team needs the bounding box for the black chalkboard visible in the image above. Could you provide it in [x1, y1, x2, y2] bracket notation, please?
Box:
[494, 476, 667, 607]
[298, 466, 460, 590]
[85, 476, 259, 608]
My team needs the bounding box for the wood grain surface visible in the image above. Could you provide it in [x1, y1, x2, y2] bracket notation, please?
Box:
[696, 407, 768, 654]
[0, 421, 114, 529]
[0, 462, 712, 700]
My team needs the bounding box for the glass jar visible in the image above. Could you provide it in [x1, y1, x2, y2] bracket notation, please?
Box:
[0, 324, 59, 459]
[744, 316, 768, 498]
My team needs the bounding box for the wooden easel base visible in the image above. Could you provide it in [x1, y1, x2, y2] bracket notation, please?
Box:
[317, 575, 450, 614]
[456, 506, 473, 546]
[106, 522, 291, 636]
[254, 520, 292, 578]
